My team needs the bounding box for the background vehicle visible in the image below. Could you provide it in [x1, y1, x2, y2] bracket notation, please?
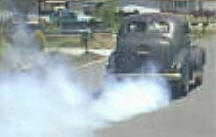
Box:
[54, 10, 92, 34]
[106, 14, 206, 98]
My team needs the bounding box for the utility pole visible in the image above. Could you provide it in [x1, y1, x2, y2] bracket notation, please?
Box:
[81, 32, 89, 54]
[198, 0, 203, 16]
[38, 0, 41, 23]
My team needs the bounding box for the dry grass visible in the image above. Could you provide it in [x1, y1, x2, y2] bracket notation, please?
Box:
[89, 33, 116, 49]
[46, 35, 81, 47]
[45, 33, 116, 49]
[48, 51, 104, 67]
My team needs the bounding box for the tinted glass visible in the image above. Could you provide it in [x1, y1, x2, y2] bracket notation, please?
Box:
[127, 21, 170, 33]
[148, 21, 170, 33]
[127, 21, 147, 32]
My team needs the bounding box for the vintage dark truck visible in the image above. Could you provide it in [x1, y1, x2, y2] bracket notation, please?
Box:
[106, 14, 205, 98]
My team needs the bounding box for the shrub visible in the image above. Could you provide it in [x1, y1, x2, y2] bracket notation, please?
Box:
[0, 36, 4, 58]
[0, 36, 11, 60]
[33, 30, 47, 50]
[94, 0, 121, 32]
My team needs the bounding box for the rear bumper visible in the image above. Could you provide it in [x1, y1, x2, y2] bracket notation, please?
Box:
[106, 73, 182, 82]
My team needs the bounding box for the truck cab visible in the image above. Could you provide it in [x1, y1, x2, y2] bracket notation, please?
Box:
[106, 14, 205, 98]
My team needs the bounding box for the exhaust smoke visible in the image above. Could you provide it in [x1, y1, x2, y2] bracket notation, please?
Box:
[93, 77, 170, 122]
[0, 25, 171, 137]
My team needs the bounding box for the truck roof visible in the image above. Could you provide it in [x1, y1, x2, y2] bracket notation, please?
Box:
[124, 13, 187, 25]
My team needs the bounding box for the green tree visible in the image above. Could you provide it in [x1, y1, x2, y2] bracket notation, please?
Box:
[2, 0, 37, 14]
[0, 0, 3, 10]
[0, 0, 5, 44]
[95, 0, 120, 32]
[0, 0, 11, 59]
[15, 0, 37, 14]
[33, 29, 47, 51]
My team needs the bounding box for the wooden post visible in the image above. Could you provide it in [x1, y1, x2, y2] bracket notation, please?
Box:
[81, 32, 89, 54]
[38, 0, 41, 23]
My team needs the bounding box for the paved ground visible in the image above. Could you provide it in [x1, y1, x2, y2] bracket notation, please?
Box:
[78, 35, 216, 137]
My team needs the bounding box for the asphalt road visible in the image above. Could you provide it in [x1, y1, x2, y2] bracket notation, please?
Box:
[78, 35, 216, 137]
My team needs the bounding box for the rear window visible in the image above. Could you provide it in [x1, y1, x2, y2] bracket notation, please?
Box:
[127, 21, 147, 32]
[148, 21, 170, 33]
[127, 21, 170, 33]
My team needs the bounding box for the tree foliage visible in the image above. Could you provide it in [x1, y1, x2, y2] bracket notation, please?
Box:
[33, 29, 46, 50]
[0, 0, 3, 11]
[95, 0, 120, 32]
[1, 0, 37, 14]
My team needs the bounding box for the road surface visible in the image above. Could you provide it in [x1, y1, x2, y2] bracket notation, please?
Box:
[78, 35, 216, 137]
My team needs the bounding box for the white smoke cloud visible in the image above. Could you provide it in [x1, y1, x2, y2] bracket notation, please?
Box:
[0, 25, 171, 137]
[0, 25, 104, 137]
[92, 77, 170, 122]
[0, 62, 109, 137]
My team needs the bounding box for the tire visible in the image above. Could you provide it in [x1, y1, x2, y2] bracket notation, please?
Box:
[193, 47, 206, 69]
[181, 65, 191, 96]
[183, 67, 191, 93]
[190, 47, 205, 88]
[171, 81, 187, 99]
[171, 82, 183, 99]
[106, 53, 116, 73]
[182, 80, 190, 95]
[201, 49, 206, 66]
[195, 73, 203, 86]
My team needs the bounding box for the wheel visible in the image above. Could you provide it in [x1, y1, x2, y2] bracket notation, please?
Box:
[180, 64, 191, 96]
[192, 46, 206, 69]
[195, 72, 203, 86]
[171, 81, 187, 99]
[182, 67, 191, 94]
[182, 79, 190, 94]
[201, 48, 206, 66]
[106, 53, 116, 73]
